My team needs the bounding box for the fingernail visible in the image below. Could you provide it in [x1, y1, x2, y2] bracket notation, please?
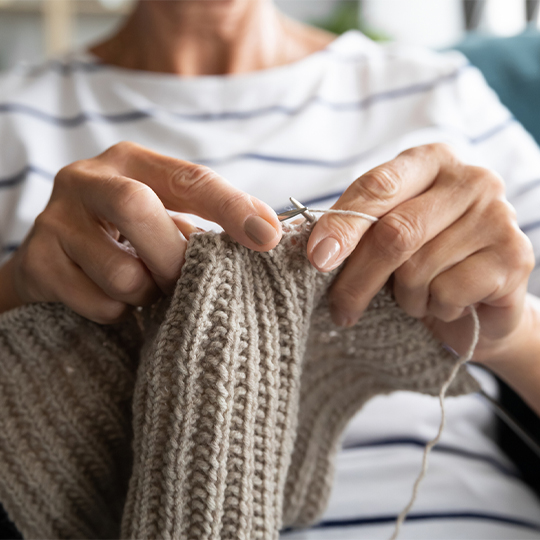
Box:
[244, 215, 278, 246]
[313, 237, 341, 271]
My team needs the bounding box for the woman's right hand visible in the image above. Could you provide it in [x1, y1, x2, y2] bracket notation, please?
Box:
[0, 142, 281, 323]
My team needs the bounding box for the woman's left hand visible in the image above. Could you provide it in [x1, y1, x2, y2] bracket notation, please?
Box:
[307, 143, 535, 363]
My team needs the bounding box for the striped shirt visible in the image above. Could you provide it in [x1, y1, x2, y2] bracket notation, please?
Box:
[1, 30, 539, 538]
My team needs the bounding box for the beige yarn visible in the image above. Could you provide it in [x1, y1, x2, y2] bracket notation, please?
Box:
[0, 224, 479, 540]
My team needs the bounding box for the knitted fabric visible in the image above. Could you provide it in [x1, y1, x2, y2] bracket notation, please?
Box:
[0, 225, 479, 540]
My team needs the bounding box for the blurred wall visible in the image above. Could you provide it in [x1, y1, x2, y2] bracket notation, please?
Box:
[0, 11, 45, 69]
[0, 5, 123, 70]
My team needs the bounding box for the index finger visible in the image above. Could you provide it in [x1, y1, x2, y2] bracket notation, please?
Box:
[307, 144, 458, 271]
[102, 142, 281, 251]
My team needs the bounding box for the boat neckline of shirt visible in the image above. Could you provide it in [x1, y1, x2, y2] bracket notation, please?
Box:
[67, 30, 370, 86]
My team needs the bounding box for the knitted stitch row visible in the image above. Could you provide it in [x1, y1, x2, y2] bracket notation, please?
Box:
[0, 224, 478, 539]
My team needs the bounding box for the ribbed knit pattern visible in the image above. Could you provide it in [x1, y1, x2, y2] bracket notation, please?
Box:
[0, 224, 479, 540]
[0, 304, 140, 539]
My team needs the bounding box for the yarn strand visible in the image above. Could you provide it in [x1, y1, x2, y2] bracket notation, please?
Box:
[307, 208, 379, 223]
[389, 307, 480, 540]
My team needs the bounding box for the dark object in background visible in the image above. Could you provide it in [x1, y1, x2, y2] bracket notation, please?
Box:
[463, 0, 487, 30]
[526, 0, 540, 24]
[0, 503, 22, 540]
[498, 379, 540, 498]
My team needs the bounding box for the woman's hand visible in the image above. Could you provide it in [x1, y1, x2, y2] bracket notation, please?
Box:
[0, 142, 281, 323]
[307, 143, 536, 365]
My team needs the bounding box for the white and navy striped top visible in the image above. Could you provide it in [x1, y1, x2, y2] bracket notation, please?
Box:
[1, 30, 540, 538]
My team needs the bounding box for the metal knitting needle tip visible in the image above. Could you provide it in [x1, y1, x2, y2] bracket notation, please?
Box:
[289, 197, 316, 223]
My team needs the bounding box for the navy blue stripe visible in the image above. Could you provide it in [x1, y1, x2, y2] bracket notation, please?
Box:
[342, 437, 518, 478]
[1, 243, 19, 254]
[469, 116, 516, 144]
[0, 103, 151, 128]
[522, 220, 540, 234]
[172, 105, 311, 122]
[0, 165, 53, 189]
[200, 147, 379, 169]
[0, 64, 471, 127]
[0, 168, 28, 188]
[189, 63, 470, 119]
[28, 60, 106, 77]
[315, 64, 471, 113]
[300, 512, 540, 532]
[28, 50, 366, 78]
[206, 118, 511, 169]
[199, 117, 515, 170]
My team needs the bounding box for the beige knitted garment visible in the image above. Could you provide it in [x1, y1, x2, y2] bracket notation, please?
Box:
[0, 225, 478, 540]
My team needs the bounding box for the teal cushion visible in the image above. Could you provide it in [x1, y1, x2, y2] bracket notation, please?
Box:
[454, 29, 540, 145]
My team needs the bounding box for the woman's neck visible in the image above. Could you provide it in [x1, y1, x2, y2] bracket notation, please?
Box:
[90, 0, 335, 76]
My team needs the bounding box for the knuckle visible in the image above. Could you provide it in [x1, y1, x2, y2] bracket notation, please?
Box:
[33, 207, 63, 236]
[429, 142, 456, 160]
[33, 210, 52, 232]
[429, 278, 465, 312]
[433, 306, 462, 323]
[472, 167, 505, 195]
[373, 213, 423, 259]
[101, 173, 128, 192]
[400, 144, 429, 161]
[403, 142, 456, 162]
[496, 198, 518, 222]
[104, 260, 148, 298]
[486, 199, 520, 237]
[169, 163, 215, 198]
[429, 277, 454, 307]
[355, 166, 401, 203]
[394, 258, 424, 290]
[105, 141, 139, 160]
[489, 172, 506, 196]
[507, 231, 535, 274]
[55, 161, 87, 188]
[116, 181, 159, 223]
[218, 191, 253, 217]
[429, 282, 459, 314]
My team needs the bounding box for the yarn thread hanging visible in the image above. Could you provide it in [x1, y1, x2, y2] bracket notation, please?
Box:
[389, 307, 480, 539]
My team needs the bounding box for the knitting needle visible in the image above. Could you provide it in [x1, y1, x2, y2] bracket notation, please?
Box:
[277, 197, 316, 223]
[478, 389, 540, 460]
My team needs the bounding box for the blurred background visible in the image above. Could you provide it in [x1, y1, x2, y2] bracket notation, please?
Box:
[0, 0, 539, 71]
